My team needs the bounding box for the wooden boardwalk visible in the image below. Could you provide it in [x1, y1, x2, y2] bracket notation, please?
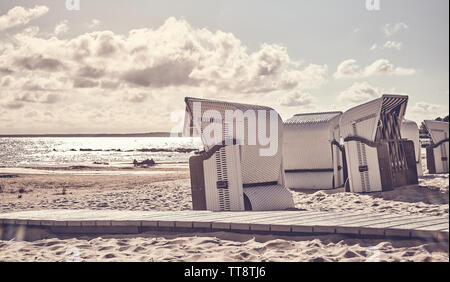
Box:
[0, 209, 448, 241]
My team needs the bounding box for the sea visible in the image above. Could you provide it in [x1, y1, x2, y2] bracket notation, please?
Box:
[0, 137, 203, 167]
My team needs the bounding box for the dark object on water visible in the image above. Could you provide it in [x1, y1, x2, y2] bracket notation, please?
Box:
[0, 174, 18, 178]
[133, 159, 156, 167]
[93, 161, 109, 165]
[69, 165, 90, 169]
[137, 148, 198, 153]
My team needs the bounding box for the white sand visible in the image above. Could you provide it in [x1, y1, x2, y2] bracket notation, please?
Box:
[0, 232, 448, 262]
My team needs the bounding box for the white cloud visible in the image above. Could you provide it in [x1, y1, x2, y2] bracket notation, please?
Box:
[382, 22, 408, 37]
[0, 5, 49, 31]
[3, 100, 24, 109]
[370, 41, 403, 51]
[334, 59, 361, 79]
[87, 19, 101, 29]
[408, 102, 449, 121]
[126, 92, 149, 103]
[54, 20, 69, 36]
[278, 92, 314, 107]
[334, 59, 416, 79]
[382, 41, 402, 50]
[338, 82, 380, 104]
[1, 17, 328, 95]
[0, 16, 331, 133]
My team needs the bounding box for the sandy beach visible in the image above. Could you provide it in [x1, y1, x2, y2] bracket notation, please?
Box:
[0, 158, 448, 262]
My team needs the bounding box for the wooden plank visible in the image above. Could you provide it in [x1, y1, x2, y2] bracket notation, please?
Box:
[252, 212, 370, 233]
[287, 213, 374, 234]
[27, 219, 42, 226]
[111, 220, 141, 227]
[67, 221, 82, 227]
[334, 214, 411, 235]
[293, 213, 375, 234]
[387, 218, 448, 230]
[211, 212, 292, 230]
[51, 226, 140, 234]
[251, 211, 327, 232]
[324, 214, 417, 233]
[15, 219, 28, 225]
[232, 211, 328, 232]
[312, 213, 380, 226]
[434, 231, 449, 242]
[250, 223, 271, 232]
[81, 221, 96, 227]
[194, 213, 260, 229]
[171, 211, 262, 229]
[338, 214, 414, 227]
[365, 217, 446, 238]
[249, 212, 347, 225]
[367, 217, 444, 229]
[40, 220, 54, 226]
[193, 221, 212, 229]
[53, 221, 67, 227]
[96, 220, 112, 227]
[410, 223, 449, 240]
[253, 211, 330, 224]
[212, 211, 317, 224]
[141, 211, 214, 228]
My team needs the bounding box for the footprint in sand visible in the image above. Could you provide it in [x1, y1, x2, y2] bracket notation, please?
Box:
[98, 246, 114, 251]
[118, 246, 130, 252]
[343, 250, 359, 258]
[50, 245, 63, 251]
[103, 253, 116, 259]
[133, 246, 145, 252]
[74, 244, 91, 249]
[44, 240, 62, 247]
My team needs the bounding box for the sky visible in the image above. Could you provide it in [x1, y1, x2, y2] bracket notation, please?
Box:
[0, 0, 448, 134]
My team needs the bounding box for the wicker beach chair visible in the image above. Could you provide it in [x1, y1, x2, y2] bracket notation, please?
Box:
[401, 119, 424, 177]
[283, 112, 346, 189]
[339, 95, 419, 193]
[183, 97, 295, 211]
[423, 120, 449, 174]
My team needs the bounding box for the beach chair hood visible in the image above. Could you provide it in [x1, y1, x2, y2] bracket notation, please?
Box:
[184, 97, 294, 211]
[340, 95, 408, 142]
[423, 120, 449, 174]
[340, 95, 418, 192]
[423, 120, 449, 145]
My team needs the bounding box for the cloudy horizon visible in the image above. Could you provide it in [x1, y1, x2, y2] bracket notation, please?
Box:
[0, 0, 448, 134]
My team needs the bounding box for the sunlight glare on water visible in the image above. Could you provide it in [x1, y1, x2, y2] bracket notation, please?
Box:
[0, 137, 203, 166]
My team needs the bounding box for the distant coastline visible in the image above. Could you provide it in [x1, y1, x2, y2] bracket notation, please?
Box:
[0, 132, 182, 138]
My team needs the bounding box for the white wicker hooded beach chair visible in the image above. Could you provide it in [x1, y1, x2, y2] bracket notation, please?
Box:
[183, 97, 295, 211]
[400, 119, 424, 177]
[283, 111, 346, 189]
[339, 94, 419, 193]
[423, 120, 449, 174]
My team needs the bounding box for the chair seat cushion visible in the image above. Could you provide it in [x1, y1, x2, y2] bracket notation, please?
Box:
[243, 185, 294, 211]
